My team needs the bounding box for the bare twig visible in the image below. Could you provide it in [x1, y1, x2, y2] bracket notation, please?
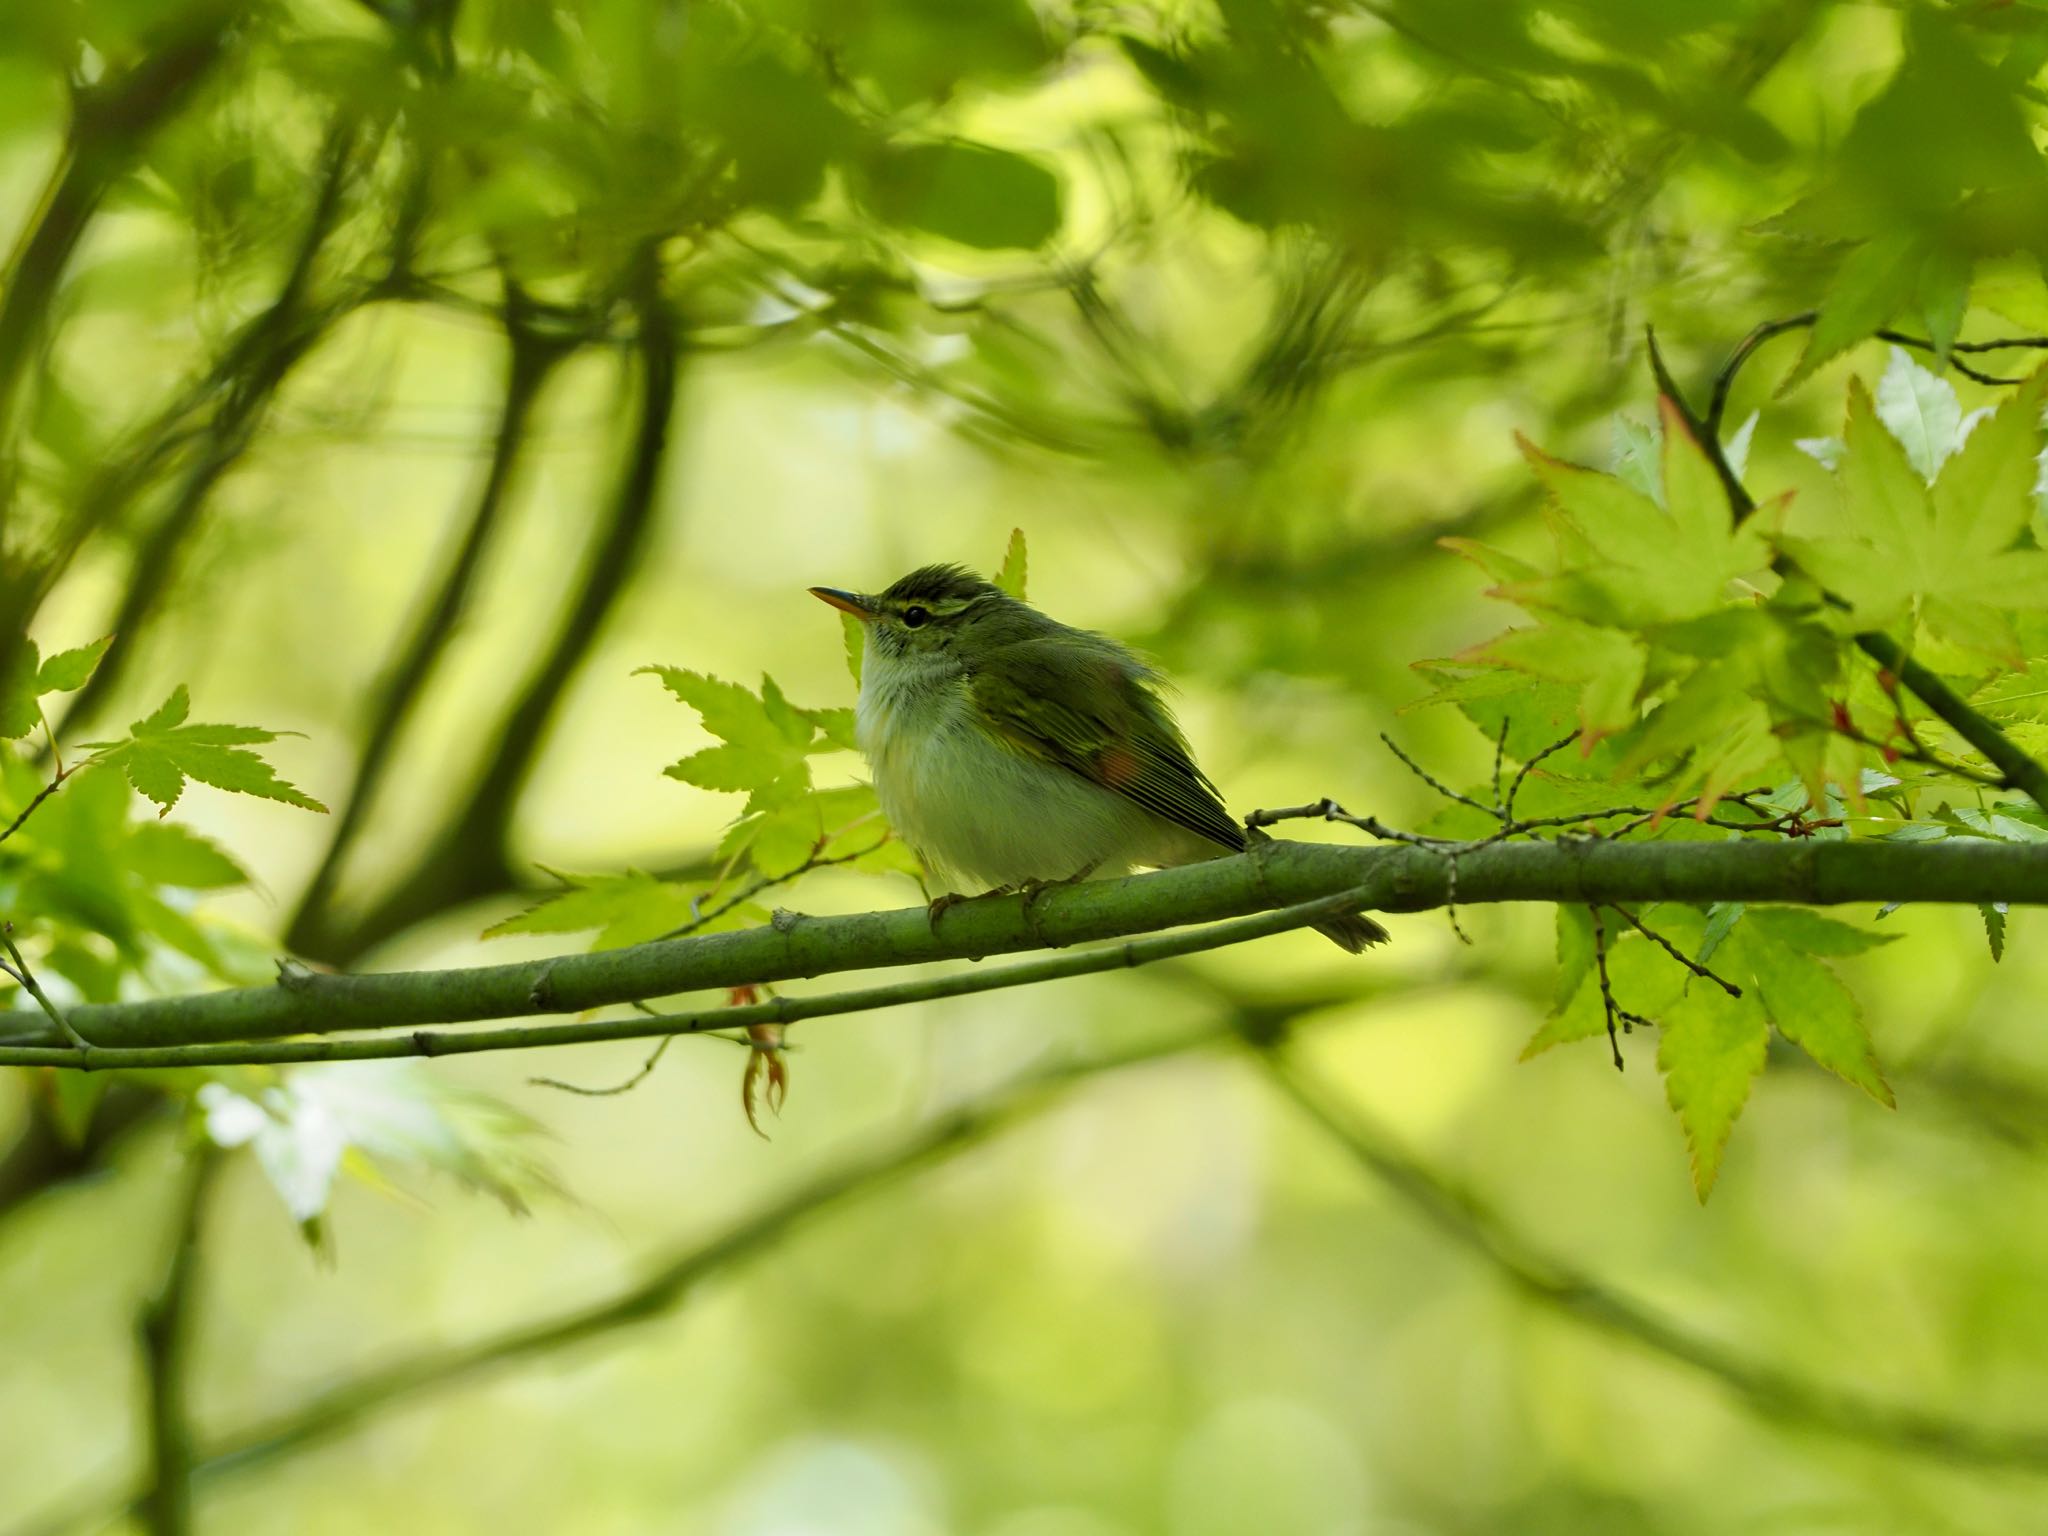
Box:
[1589, 907, 1650, 1071]
[1603, 904, 1742, 997]
[1504, 728, 1583, 824]
[1380, 732, 1495, 815]
[0, 923, 90, 1050]
[656, 837, 887, 943]
[529, 1036, 673, 1097]
[0, 768, 70, 847]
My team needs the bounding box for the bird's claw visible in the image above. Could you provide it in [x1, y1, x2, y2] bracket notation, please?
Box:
[926, 891, 972, 933]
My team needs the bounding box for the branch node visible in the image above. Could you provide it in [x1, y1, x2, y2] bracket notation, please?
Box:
[274, 958, 316, 993]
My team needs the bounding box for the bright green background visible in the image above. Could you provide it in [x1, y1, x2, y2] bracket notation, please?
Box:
[5, 2, 2048, 1532]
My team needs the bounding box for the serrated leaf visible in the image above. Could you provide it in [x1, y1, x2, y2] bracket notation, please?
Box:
[1918, 245, 1972, 361]
[664, 743, 797, 794]
[1612, 413, 1661, 503]
[1697, 901, 1744, 965]
[1931, 362, 2048, 563]
[996, 527, 1028, 598]
[87, 688, 326, 815]
[1730, 925, 1891, 1104]
[0, 640, 41, 739]
[1552, 903, 1594, 1012]
[1980, 902, 2008, 962]
[1873, 346, 1961, 482]
[136, 686, 191, 733]
[1723, 411, 1758, 482]
[1657, 988, 1768, 1200]
[126, 822, 247, 889]
[841, 611, 864, 685]
[1742, 907, 1897, 956]
[806, 706, 858, 752]
[1784, 233, 1920, 390]
[485, 868, 700, 949]
[34, 635, 111, 694]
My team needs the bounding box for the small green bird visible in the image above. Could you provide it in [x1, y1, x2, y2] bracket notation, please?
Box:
[811, 564, 1388, 953]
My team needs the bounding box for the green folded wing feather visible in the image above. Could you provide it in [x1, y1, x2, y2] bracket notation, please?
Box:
[971, 639, 1246, 852]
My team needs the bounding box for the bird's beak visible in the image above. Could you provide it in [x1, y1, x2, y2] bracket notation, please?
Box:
[809, 586, 876, 618]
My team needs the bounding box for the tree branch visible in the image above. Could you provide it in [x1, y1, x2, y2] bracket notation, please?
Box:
[0, 838, 2043, 1059]
[0, 881, 1380, 1070]
[1262, 1050, 2048, 1469]
[138, 1147, 219, 1536]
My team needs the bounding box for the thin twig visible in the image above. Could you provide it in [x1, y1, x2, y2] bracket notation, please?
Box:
[529, 1036, 673, 1097]
[0, 769, 69, 847]
[1604, 904, 1742, 997]
[657, 838, 886, 942]
[1504, 728, 1583, 824]
[1380, 732, 1495, 814]
[1489, 717, 1511, 813]
[0, 923, 90, 1049]
[1589, 907, 1650, 1072]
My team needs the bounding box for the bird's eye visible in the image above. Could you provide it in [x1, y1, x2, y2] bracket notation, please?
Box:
[902, 605, 930, 629]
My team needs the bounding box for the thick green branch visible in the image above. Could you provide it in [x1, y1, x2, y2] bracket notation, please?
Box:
[1, 837, 2043, 1058]
[0, 883, 1378, 1069]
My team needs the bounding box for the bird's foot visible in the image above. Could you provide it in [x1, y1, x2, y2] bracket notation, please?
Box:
[927, 889, 1009, 934]
[1016, 863, 1099, 944]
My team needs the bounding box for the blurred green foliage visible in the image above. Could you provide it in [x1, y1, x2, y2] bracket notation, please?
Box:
[8, 0, 2048, 1531]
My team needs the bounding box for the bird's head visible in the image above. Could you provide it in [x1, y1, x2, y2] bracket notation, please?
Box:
[810, 564, 1035, 667]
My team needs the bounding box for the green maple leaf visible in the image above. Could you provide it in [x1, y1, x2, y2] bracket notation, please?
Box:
[1728, 921, 1891, 1106]
[1500, 401, 1777, 628]
[1658, 987, 1768, 1201]
[86, 687, 326, 816]
[641, 667, 824, 809]
[995, 526, 1028, 598]
[1781, 365, 2048, 662]
[0, 634, 114, 739]
[485, 868, 718, 949]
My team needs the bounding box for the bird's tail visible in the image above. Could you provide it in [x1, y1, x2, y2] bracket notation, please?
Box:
[1238, 824, 1389, 953]
[1311, 912, 1391, 953]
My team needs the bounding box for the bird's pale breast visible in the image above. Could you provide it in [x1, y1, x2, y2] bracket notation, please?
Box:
[857, 665, 1182, 890]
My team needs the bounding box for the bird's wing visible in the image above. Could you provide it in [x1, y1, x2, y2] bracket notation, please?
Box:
[971, 639, 1246, 853]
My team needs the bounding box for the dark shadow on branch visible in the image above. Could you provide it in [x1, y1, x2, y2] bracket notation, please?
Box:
[302, 250, 680, 964]
[53, 116, 365, 740]
[0, 6, 239, 673]
[286, 281, 573, 957]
